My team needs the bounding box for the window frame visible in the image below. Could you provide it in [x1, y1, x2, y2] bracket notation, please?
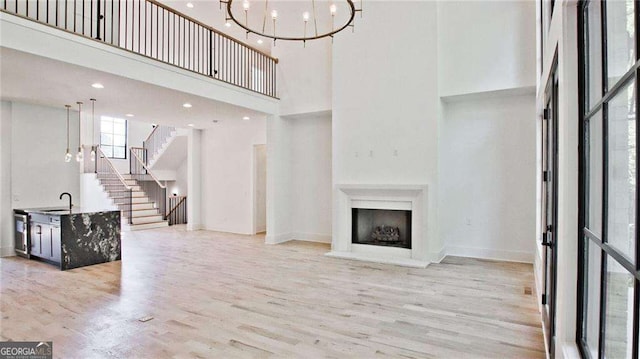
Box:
[99, 116, 128, 160]
[577, 1, 640, 358]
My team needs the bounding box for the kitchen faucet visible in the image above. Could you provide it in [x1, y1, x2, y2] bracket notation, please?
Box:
[59, 192, 73, 213]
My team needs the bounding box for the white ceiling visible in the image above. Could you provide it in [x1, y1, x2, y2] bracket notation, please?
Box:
[0, 47, 268, 129]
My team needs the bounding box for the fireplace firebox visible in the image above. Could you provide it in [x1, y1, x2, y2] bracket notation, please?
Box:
[351, 208, 411, 249]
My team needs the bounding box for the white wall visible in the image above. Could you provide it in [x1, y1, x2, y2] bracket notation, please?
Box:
[290, 114, 332, 242]
[274, 40, 332, 116]
[187, 128, 202, 230]
[0, 101, 13, 257]
[201, 119, 266, 234]
[167, 160, 188, 197]
[332, 1, 441, 257]
[439, 94, 536, 262]
[79, 173, 117, 212]
[437, 0, 536, 96]
[11, 102, 81, 210]
[266, 115, 293, 243]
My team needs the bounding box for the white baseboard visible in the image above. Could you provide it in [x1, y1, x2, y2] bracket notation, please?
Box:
[187, 223, 203, 231]
[430, 246, 446, 263]
[265, 232, 293, 245]
[291, 232, 331, 244]
[1, 246, 16, 258]
[203, 226, 255, 235]
[534, 242, 544, 312]
[446, 245, 534, 263]
[325, 251, 429, 268]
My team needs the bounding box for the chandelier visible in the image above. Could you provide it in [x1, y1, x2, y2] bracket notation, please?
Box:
[220, 0, 362, 45]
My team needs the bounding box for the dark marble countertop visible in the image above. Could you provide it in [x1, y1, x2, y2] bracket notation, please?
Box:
[15, 207, 122, 270]
[15, 207, 119, 216]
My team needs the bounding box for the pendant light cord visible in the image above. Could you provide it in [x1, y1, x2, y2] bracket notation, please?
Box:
[65, 105, 70, 150]
[77, 102, 83, 150]
[91, 99, 96, 147]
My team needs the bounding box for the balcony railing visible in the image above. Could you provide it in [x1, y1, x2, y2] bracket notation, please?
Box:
[1, 0, 278, 97]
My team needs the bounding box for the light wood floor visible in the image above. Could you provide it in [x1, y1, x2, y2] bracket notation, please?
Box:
[1, 226, 545, 358]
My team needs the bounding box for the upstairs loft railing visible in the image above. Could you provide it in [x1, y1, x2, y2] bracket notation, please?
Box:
[143, 124, 175, 166]
[130, 147, 167, 219]
[1, 0, 278, 97]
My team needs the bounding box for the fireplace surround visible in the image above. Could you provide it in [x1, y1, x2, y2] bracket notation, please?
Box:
[327, 184, 433, 268]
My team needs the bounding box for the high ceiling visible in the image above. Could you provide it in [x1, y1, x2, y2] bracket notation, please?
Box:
[158, 0, 349, 49]
[0, 47, 268, 129]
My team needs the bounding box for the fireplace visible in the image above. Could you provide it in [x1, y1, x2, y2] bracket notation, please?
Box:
[351, 208, 411, 249]
[327, 184, 434, 268]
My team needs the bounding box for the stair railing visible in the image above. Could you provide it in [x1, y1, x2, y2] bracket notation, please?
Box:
[95, 146, 133, 224]
[130, 147, 167, 219]
[166, 196, 187, 225]
[1, 0, 278, 97]
[143, 125, 175, 166]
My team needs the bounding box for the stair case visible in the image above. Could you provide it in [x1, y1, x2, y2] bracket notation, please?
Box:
[144, 125, 176, 168]
[93, 147, 168, 231]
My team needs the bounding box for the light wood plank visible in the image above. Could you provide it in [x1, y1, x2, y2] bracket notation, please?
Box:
[0, 226, 544, 358]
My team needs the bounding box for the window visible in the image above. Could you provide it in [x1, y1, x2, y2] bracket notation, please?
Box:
[100, 116, 127, 159]
[578, 1, 638, 358]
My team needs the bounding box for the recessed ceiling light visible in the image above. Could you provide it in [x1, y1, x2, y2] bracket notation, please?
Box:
[225, 22, 231, 28]
[188, 123, 194, 127]
[242, 116, 250, 120]
[125, 113, 134, 117]
[186, 2, 194, 8]
[257, 39, 263, 44]
[91, 83, 104, 89]
[183, 103, 192, 108]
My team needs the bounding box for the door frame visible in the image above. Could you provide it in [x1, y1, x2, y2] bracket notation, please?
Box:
[541, 49, 559, 358]
[252, 144, 267, 235]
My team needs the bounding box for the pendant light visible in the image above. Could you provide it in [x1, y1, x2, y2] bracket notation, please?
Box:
[90, 99, 96, 161]
[76, 101, 84, 162]
[64, 105, 72, 162]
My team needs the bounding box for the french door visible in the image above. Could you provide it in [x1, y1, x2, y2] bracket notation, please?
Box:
[578, 1, 639, 358]
[541, 57, 559, 358]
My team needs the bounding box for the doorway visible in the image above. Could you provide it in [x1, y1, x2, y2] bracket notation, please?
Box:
[253, 144, 267, 234]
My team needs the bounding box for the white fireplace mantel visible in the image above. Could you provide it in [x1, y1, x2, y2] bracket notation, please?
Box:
[326, 184, 431, 268]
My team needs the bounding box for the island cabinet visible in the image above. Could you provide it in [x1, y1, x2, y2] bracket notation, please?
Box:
[29, 213, 62, 265]
[17, 208, 121, 270]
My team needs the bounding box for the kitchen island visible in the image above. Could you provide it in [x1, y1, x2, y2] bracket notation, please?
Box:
[14, 207, 121, 270]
